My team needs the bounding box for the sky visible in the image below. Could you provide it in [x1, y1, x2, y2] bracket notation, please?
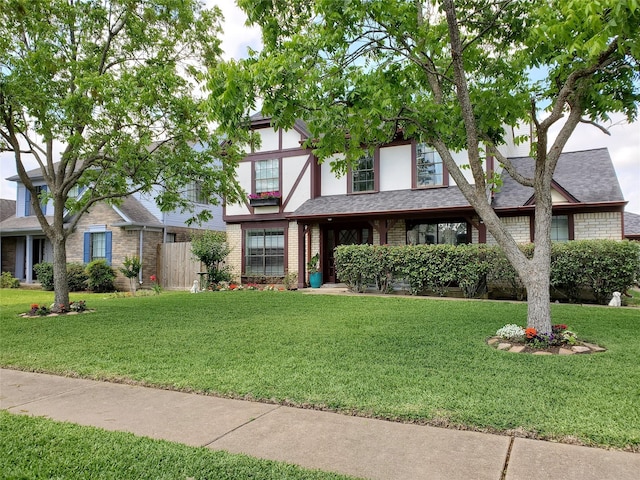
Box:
[1, 0, 639, 213]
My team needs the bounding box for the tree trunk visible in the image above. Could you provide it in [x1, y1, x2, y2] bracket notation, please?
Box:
[52, 235, 70, 311]
[522, 263, 553, 333]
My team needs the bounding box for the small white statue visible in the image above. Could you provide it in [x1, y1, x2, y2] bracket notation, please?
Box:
[190, 279, 199, 294]
[608, 291, 621, 307]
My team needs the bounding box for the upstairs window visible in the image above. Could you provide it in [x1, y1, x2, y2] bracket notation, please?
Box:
[185, 181, 210, 205]
[255, 159, 279, 194]
[416, 144, 444, 187]
[25, 185, 47, 216]
[352, 154, 375, 192]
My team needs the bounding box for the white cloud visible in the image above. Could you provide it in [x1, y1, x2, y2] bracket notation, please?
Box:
[210, 0, 262, 60]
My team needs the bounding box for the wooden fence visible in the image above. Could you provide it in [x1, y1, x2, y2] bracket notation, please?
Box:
[157, 242, 203, 290]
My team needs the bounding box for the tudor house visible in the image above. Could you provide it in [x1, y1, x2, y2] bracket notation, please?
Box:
[0, 165, 223, 289]
[224, 114, 629, 288]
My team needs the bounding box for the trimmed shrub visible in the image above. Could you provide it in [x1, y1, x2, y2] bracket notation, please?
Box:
[33, 262, 54, 290]
[86, 259, 116, 293]
[333, 240, 639, 304]
[66, 263, 88, 292]
[0, 271, 20, 288]
[333, 244, 379, 293]
[550, 240, 639, 304]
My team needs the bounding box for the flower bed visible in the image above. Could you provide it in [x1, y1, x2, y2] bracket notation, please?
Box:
[489, 323, 605, 354]
[21, 301, 91, 317]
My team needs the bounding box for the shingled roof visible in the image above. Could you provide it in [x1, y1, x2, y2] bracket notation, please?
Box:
[492, 148, 624, 208]
[111, 196, 163, 228]
[624, 211, 640, 239]
[0, 199, 16, 222]
[291, 148, 625, 220]
[291, 186, 473, 220]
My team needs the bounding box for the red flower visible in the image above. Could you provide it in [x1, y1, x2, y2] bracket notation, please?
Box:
[150, 275, 157, 282]
[31, 304, 39, 309]
[229, 283, 237, 290]
[525, 328, 537, 339]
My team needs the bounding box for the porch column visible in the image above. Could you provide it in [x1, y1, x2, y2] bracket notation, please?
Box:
[25, 234, 33, 283]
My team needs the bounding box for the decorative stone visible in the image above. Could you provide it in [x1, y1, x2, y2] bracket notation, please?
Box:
[558, 348, 574, 355]
[582, 342, 606, 352]
[487, 337, 500, 345]
[67, 311, 78, 315]
[532, 351, 552, 355]
[571, 346, 591, 354]
[509, 345, 526, 353]
[497, 343, 512, 350]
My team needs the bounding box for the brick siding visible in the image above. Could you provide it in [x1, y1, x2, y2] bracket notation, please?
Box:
[574, 211, 622, 239]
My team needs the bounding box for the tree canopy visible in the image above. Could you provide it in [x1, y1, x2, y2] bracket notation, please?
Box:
[212, 0, 640, 330]
[0, 0, 246, 306]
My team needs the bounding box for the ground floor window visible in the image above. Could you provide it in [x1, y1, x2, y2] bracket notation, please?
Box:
[551, 215, 569, 242]
[83, 229, 112, 264]
[244, 228, 285, 276]
[406, 221, 469, 245]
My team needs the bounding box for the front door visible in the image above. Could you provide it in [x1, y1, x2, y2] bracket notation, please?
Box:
[31, 238, 46, 279]
[323, 224, 373, 283]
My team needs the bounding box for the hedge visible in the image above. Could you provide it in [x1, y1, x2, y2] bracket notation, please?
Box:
[333, 240, 639, 304]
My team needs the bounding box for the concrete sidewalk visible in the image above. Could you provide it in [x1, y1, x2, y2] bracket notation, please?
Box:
[1, 369, 638, 480]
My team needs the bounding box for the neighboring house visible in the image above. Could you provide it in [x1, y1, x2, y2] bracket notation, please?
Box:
[224, 114, 629, 288]
[0, 166, 224, 289]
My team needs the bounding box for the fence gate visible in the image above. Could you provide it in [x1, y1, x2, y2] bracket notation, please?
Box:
[157, 242, 203, 290]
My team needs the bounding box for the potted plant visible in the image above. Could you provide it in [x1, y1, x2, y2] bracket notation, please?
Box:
[307, 253, 322, 288]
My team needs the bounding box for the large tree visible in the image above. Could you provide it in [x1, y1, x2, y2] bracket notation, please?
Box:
[1, 0, 245, 308]
[213, 0, 639, 332]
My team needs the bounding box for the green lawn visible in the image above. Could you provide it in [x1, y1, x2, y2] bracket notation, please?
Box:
[0, 411, 357, 479]
[1, 289, 639, 450]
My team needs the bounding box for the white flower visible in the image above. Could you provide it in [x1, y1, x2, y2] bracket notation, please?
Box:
[496, 324, 526, 341]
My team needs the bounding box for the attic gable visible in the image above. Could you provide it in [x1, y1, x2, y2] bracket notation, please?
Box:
[492, 148, 625, 209]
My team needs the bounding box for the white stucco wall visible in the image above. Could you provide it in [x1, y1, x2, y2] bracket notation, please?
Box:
[254, 127, 279, 152]
[321, 154, 348, 196]
[380, 144, 412, 191]
[283, 155, 311, 211]
[226, 162, 253, 216]
[282, 129, 302, 149]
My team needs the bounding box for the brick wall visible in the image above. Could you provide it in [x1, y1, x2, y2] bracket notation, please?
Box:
[387, 220, 406, 245]
[485, 216, 531, 245]
[574, 211, 622, 240]
[226, 224, 243, 282]
[287, 221, 299, 274]
[1, 237, 17, 276]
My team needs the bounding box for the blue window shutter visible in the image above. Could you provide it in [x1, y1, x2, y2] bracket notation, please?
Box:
[24, 188, 31, 216]
[105, 231, 112, 265]
[83, 232, 91, 264]
[40, 185, 47, 215]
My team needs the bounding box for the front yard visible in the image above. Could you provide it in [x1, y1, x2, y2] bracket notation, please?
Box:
[1, 289, 638, 451]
